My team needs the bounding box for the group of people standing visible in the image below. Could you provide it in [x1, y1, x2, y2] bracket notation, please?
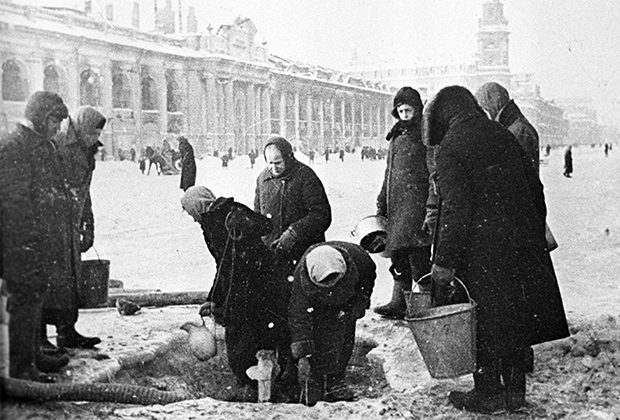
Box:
[374, 82, 568, 414]
[1, 91, 106, 383]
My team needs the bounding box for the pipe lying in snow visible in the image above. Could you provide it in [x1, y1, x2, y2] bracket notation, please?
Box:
[1, 377, 188, 405]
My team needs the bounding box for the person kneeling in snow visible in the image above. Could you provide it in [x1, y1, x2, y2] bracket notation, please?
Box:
[289, 241, 376, 406]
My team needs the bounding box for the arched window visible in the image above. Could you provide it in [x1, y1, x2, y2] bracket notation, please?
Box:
[112, 73, 131, 108]
[43, 65, 60, 94]
[141, 76, 158, 110]
[2, 59, 28, 101]
[80, 69, 101, 106]
[166, 72, 181, 112]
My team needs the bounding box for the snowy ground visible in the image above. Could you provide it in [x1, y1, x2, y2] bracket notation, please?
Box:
[86, 144, 620, 322]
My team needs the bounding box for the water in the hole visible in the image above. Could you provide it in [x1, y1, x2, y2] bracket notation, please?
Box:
[114, 337, 388, 403]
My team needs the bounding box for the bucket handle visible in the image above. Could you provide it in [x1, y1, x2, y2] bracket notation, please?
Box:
[417, 273, 476, 306]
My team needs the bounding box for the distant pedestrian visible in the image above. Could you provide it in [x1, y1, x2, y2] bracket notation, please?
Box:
[604, 143, 609, 157]
[324, 147, 329, 163]
[309, 149, 315, 164]
[178, 136, 196, 191]
[563, 146, 573, 177]
[545, 144, 551, 156]
[221, 154, 229, 169]
[249, 150, 257, 169]
[339, 149, 345, 162]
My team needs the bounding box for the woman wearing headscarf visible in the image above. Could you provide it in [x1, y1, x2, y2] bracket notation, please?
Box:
[424, 86, 569, 413]
[41, 106, 106, 352]
[374, 87, 432, 319]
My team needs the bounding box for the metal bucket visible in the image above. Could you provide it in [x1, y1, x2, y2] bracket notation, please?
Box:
[351, 215, 388, 256]
[79, 259, 110, 309]
[404, 273, 432, 318]
[405, 277, 477, 379]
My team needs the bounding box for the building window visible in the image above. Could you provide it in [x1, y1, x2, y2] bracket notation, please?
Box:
[105, 4, 113, 21]
[2, 59, 28, 102]
[43, 65, 60, 94]
[166, 71, 181, 112]
[80, 69, 101, 106]
[141, 76, 158, 110]
[132, 2, 140, 28]
[112, 73, 131, 108]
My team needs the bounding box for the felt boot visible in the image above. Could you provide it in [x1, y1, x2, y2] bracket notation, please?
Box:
[502, 361, 527, 411]
[57, 324, 101, 349]
[448, 370, 506, 414]
[9, 303, 55, 383]
[373, 282, 407, 319]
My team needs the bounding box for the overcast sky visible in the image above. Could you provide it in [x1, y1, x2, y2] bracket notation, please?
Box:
[11, 0, 620, 124]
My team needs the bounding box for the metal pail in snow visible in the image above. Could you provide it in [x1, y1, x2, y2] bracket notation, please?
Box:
[79, 259, 110, 309]
[351, 215, 388, 256]
[405, 277, 477, 379]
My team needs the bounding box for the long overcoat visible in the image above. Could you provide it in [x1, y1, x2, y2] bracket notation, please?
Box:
[0, 123, 74, 302]
[179, 139, 197, 191]
[428, 88, 569, 364]
[377, 124, 431, 253]
[497, 100, 540, 174]
[254, 158, 331, 264]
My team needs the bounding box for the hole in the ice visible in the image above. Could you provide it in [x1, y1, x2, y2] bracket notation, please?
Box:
[113, 336, 387, 403]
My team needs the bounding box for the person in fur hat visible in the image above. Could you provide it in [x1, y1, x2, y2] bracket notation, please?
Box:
[373, 87, 433, 319]
[0, 91, 70, 382]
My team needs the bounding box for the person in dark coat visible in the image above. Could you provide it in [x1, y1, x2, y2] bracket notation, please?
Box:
[424, 86, 569, 414]
[254, 136, 332, 382]
[563, 146, 573, 177]
[41, 106, 106, 352]
[475, 82, 540, 174]
[374, 87, 432, 319]
[0, 91, 70, 382]
[289, 241, 375, 406]
[178, 136, 197, 191]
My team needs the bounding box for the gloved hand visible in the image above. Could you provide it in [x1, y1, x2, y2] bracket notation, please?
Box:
[431, 264, 456, 306]
[271, 227, 298, 254]
[199, 301, 225, 325]
[198, 301, 216, 317]
[291, 340, 314, 360]
[80, 225, 94, 253]
[348, 295, 370, 320]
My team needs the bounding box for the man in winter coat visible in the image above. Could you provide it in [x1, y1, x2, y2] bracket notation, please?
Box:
[0, 91, 70, 382]
[254, 136, 331, 383]
[424, 86, 569, 414]
[254, 136, 332, 290]
[41, 106, 106, 353]
[289, 241, 375, 406]
[178, 135, 196, 191]
[474, 82, 540, 174]
[374, 86, 432, 319]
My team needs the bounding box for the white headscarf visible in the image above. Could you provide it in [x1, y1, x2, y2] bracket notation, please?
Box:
[305, 245, 347, 287]
[180, 186, 217, 222]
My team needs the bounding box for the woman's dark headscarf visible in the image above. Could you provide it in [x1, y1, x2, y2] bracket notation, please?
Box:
[422, 85, 486, 147]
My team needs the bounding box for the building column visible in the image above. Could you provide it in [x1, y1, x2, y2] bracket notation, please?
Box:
[205, 74, 216, 136]
[318, 97, 325, 150]
[330, 99, 336, 147]
[360, 101, 365, 144]
[247, 82, 256, 152]
[340, 98, 346, 148]
[155, 69, 167, 138]
[225, 79, 234, 151]
[350, 98, 356, 148]
[279, 91, 286, 137]
[306, 95, 312, 150]
[100, 59, 113, 120]
[261, 84, 271, 144]
[294, 91, 300, 143]
[31, 58, 45, 92]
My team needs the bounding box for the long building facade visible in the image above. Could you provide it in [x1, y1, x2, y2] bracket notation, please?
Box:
[0, 0, 394, 158]
[349, 0, 576, 147]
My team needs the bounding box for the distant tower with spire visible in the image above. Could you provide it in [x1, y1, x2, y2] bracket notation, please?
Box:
[476, 0, 511, 88]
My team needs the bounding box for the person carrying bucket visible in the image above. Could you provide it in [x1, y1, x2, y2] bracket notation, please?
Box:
[423, 86, 569, 414]
[374, 86, 433, 319]
[41, 106, 107, 354]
